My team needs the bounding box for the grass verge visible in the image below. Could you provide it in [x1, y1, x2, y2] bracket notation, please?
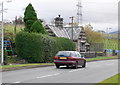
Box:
[0, 63, 54, 69]
[86, 56, 119, 62]
[0, 56, 119, 71]
[96, 73, 120, 85]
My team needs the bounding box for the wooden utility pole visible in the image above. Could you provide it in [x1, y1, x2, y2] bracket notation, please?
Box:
[69, 16, 74, 40]
[14, 16, 17, 34]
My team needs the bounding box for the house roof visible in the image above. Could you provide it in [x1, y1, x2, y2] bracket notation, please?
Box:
[65, 27, 81, 40]
[46, 25, 70, 39]
[45, 24, 83, 41]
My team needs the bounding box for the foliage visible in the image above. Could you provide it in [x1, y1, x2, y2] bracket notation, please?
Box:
[84, 25, 104, 51]
[24, 3, 37, 32]
[30, 20, 48, 34]
[84, 24, 118, 50]
[15, 32, 76, 63]
[4, 24, 24, 40]
[4, 32, 14, 41]
[54, 37, 76, 51]
[84, 25, 104, 44]
[4, 56, 26, 65]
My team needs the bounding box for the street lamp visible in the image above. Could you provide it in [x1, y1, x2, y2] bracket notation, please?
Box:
[0, 0, 12, 65]
[105, 27, 112, 56]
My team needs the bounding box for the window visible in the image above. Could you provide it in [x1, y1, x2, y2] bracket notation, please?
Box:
[56, 51, 70, 57]
[77, 52, 81, 57]
[74, 52, 78, 57]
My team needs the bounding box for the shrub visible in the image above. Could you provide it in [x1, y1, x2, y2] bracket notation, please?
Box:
[30, 20, 48, 34]
[16, 32, 44, 63]
[55, 37, 76, 51]
[15, 32, 76, 63]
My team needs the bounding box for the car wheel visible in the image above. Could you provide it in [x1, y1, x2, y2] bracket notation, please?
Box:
[74, 62, 78, 69]
[56, 65, 60, 68]
[82, 61, 86, 68]
[66, 65, 69, 68]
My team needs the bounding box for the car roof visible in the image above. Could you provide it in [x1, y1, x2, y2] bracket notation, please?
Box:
[58, 51, 79, 53]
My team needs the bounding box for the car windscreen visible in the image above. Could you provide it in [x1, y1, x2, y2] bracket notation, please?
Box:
[56, 51, 71, 57]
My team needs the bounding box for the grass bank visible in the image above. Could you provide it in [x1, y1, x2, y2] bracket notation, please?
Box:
[103, 38, 118, 50]
[0, 63, 54, 69]
[96, 73, 120, 85]
[86, 56, 119, 62]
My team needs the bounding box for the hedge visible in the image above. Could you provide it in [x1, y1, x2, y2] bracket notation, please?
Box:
[15, 32, 76, 63]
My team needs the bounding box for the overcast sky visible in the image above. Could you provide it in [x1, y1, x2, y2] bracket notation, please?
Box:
[0, 0, 119, 32]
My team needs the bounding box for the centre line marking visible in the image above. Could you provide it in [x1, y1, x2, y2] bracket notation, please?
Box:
[53, 73, 60, 75]
[37, 73, 60, 79]
[69, 69, 84, 72]
[14, 81, 21, 83]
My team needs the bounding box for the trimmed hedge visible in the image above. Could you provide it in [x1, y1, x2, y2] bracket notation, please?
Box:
[15, 32, 76, 63]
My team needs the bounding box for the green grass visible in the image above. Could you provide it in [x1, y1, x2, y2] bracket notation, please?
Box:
[0, 56, 119, 70]
[96, 73, 120, 85]
[0, 63, 54, 69]
[86, 56, 119, 62]
[103, 39, 118, 50]
[4, 24, 24, 33]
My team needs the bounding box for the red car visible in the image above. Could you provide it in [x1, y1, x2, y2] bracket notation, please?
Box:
[54, 51, 86, 69]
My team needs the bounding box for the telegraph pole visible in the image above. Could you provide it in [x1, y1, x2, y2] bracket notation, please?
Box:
[14, 16, 17, 34]
[1, 2, 4, 65]
[69, 16, 74, 40]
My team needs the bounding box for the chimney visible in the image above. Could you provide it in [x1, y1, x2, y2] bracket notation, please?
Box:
[54, 15, 63, 28]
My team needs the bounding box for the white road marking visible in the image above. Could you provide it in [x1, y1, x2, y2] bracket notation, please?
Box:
[37, 73, 60, 79]
[105, 63, 117, 66]
[53, 73, 60, 76]
[14, 81, 21, 83]
[69, 69, 84, 72]
[37, 75, 53, 78]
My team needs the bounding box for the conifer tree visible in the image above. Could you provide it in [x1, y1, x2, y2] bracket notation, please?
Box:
[24, 3, 37, 32]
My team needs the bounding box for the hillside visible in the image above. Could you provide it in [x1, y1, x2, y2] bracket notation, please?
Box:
[103, 39, 118, 50]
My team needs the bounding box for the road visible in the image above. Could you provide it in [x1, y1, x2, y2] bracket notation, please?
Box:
[2, 59, 118, 83]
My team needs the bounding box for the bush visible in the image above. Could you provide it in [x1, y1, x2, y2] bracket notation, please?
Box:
[4, 56, 27, 65]
[15, 32, 76, 63]
[30, 20, 48, 34]
[55, 37, 76, 51]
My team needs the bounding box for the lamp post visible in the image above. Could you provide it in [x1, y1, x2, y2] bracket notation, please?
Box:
[106, 27, 112, 56]
[1, 2, 4, 65]
[1, 0, 12, 65]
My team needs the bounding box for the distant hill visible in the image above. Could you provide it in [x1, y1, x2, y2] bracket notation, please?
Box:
[109, 31, 118, 34]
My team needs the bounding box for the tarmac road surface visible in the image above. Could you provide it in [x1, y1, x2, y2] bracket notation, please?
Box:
[2, 59, 118, 83]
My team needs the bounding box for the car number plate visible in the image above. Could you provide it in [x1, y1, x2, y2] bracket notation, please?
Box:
[60, 57, 67, 59]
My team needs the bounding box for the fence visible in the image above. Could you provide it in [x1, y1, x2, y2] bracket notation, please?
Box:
[90, 43, 104, 52]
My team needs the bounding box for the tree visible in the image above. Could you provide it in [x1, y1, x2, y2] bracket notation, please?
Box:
[24, 3, 37, 32]
[30, 20, 48, 34]
[84, 24, 104, 44]
[17, 16, 24, 25]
